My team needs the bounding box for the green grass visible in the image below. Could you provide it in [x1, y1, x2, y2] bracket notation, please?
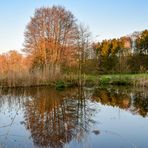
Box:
[96, 73, 148, 87]
[62, 73, 148, 87]
[100, 73, 148, 79]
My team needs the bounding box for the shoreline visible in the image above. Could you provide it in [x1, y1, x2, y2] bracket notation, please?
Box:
[0, 74, 148, 89]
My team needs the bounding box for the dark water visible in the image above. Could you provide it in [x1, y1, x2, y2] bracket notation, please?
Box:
[0, 86, 148, 148]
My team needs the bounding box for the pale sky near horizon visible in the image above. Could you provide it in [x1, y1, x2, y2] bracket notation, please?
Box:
[0, 0, 148, 53]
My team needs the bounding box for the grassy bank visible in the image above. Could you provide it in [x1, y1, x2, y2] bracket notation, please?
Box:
[97, 74, 148, 87]
[59, 73, 148, 88]
[0, 73, 148, 89]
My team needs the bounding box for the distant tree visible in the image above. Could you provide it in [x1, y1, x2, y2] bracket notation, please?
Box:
[127, 54, 148, 73]
[136, 30, 148, 54]
[93, 36, 134, 74]
[6, 50, 22, 73]
[93, 39, 120, 74]
[110, 38, 121, 54]
[0, 54, 7, 76]
[0, 50, 26, 87]
[117, 37, 131, 73]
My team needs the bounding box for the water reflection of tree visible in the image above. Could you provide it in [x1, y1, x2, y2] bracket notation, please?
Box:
[0, 88, 27, 111]
[92, 88, 148, 117]
[133, 92, 148, 117]
[93, 88, 131, 109]
[1, 86, 148, 147]
[23, 87, 95, 148]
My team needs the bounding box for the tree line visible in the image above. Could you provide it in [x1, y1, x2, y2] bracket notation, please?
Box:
[92, 30, 148, 74]
[0, 6, 148, 87]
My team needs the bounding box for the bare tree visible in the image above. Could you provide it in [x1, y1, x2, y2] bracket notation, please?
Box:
[77, 24, 91, 86]
[23, 6, 78, 78]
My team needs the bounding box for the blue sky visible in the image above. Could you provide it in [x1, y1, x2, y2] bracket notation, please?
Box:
[0, 0, 148, 53]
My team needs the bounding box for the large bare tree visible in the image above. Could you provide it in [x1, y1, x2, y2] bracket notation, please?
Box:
[23, 6, 78, 77]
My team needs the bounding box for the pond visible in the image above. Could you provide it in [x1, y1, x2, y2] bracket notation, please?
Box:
[0, 86, 148, 148]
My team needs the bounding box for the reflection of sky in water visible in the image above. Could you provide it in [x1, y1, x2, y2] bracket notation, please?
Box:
[68, 101, 148, 148]
[0, 96, 33, 147]
[0, 87, 148, 148]
[92, 104, 148, 148]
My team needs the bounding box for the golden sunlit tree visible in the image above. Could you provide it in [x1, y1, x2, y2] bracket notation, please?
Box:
[23, 6, 78, 79]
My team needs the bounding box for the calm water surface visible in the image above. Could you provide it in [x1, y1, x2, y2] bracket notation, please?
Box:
[0, 86, 148, 148]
